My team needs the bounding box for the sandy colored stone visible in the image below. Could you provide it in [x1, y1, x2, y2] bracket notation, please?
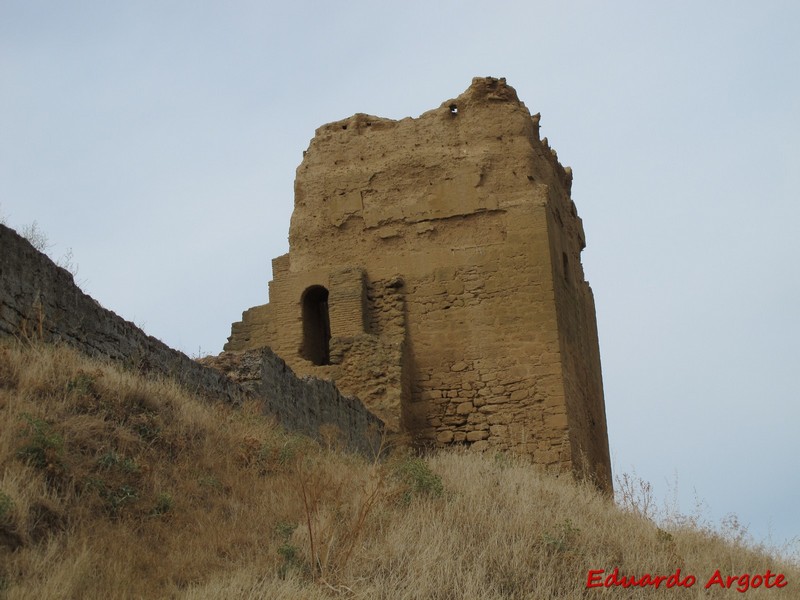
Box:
[466, 430, 489, 442]
[436, 430, 454, 444]
[455, 401, 474, 415]
[221, 77, 612, 491]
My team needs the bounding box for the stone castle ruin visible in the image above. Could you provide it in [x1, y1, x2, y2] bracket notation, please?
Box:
[221, 77, 612, 489]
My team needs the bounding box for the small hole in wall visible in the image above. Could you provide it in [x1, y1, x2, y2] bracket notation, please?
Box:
[342, 125, 347, 130]
[449, 104, 458, 115]
[562, 252, 570, 282]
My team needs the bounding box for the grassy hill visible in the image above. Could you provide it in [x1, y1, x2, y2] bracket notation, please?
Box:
[0, 342, 797, 598]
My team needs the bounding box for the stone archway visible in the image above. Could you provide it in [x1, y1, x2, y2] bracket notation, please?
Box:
[301, 285, 331, 365]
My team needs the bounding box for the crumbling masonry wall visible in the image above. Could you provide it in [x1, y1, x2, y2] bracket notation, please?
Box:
[0, 224, 383, 455]
[224, 77, 611, 489]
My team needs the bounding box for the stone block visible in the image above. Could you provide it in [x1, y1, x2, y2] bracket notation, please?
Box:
[437, 430, 454, 443]
[456, 401, 474, 415]
[509, 389, 529, 402]
[466, 430, 489, 442]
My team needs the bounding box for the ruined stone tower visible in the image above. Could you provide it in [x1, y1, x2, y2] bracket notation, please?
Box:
[224, 77, 611, 489]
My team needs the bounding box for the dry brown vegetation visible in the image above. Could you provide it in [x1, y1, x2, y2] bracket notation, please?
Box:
[0, 342, 797, 599]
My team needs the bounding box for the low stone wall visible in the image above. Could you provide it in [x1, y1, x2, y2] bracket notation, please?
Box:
[0, 224, 383, 455]
[259, 349, 383, 454]
[200, 349, 384, 456]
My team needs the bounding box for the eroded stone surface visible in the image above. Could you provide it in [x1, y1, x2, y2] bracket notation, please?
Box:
[222, 77, 611, 489]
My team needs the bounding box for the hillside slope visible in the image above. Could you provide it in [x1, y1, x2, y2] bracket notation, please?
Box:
[0, 342, 796, 598]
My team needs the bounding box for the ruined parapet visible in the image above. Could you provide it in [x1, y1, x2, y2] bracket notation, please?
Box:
[224, 77, 611, 489]
[0, 224, 383, 456]
[200, 348, 384, 456]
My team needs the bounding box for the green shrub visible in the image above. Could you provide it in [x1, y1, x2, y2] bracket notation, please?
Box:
[0, 492, 13, 523]
[275, 521, 302, 578]
[151, 493, 173, 516]
[393, 456, 443, 503]
[197, 474, 221, 490]
[66, 370, 98, 398]
[17, 414, 64, 471]
[96, 451, 138, 473]
[88, 480, 138, 517]
[542, 518, 580, 554]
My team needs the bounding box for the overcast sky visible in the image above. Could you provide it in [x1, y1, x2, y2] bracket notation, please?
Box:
[2, 1, 798, 555]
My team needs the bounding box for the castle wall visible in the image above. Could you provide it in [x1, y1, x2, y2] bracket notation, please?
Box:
[401, 207, 568, 463]
[544, 179, 612, 487]
[224, 78, 611, 489]
[0, 224, 383, 456]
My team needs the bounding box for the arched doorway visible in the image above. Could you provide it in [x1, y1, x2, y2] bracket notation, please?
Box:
[301, 286, 331, 365]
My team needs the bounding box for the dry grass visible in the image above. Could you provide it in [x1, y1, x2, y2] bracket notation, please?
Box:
[0, 341, 797, 599]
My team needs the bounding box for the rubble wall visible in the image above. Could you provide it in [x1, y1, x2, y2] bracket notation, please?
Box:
[0, 224, 383, 455]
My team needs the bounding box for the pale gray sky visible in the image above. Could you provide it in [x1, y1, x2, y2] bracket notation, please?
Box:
[2, 1, 798, 554]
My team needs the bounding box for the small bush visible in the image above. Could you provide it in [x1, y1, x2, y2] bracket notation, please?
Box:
[197, 474, 221, 490]
[275, 521, 297, 540]
[96, 451, 138, 474]
[16, 414, 64, 473]
[88, 479, 138, 517]
[129, 413, 161, 442]
[20, 221, 51, 253]
[66, 370, 101, 399]
[0, 492, 13, 523]
[151, 493, 173, 516]
[393, 455, 443, 502]
[542, 518, 580, 555]
[105, 485, 138, 516]
[275, 521, 302, 578]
